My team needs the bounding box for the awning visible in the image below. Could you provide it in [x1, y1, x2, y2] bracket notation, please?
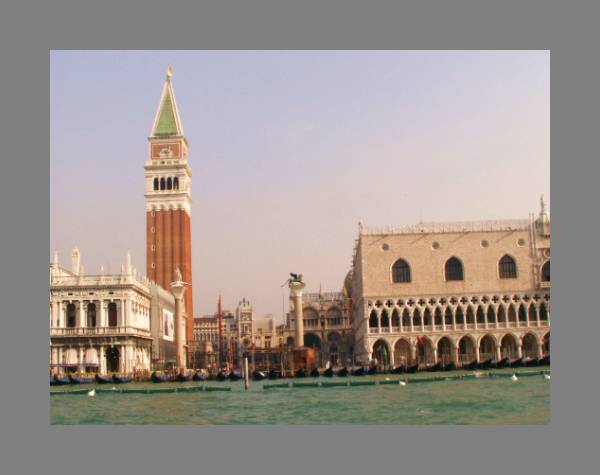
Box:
[64, 348, 78, 366]
[83, 347, 99, 366]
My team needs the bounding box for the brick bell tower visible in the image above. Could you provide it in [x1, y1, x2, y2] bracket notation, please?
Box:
[145, 67, 194, 357]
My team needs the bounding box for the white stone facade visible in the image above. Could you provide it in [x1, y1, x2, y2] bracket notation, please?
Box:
[351, 199, 551, 367]
[49, 250, 153, 374]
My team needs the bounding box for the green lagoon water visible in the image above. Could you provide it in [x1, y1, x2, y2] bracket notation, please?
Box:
[50, 369, 550, 425]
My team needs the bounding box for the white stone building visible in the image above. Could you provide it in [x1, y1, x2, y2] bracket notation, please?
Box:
[350, 197, 551, 367]
[50, 248, 154, 374]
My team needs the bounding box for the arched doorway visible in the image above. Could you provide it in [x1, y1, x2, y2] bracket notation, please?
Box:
[479, 334, 496, 361]
[458, 335, 476, 364]
[304, 333, 321, 349]
[394, 338, 412, 366]
[106, 346, 120, 373]
[416, 337, 434, 365]
[522, 333, 539, 358]
[286, 336, 294, 348]
[500, 334, 518, 359]
[372, 339, 390, 366]
[327, 332, 341, 366]
[437, 337, 454, 365]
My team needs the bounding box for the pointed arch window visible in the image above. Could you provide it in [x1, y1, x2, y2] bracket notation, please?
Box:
[160, 177, 166, 190]
[166, 177, 173, 190]
[445, 257, 464, 281]
[391, 259, 411, 283]
[541, 261, 550, 282]
[153, 177, 159, 190]
[499, 255, 517, 279]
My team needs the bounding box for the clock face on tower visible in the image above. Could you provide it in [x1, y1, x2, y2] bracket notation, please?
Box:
[151, 142, 181, 159]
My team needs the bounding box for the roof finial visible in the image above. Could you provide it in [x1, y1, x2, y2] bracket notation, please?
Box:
[166, 66, 173, 80]
[540, 194, 547, 214]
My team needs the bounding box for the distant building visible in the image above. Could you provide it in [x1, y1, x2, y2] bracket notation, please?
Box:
[286, 287, 355, 366]
[350, 197, 551, 367]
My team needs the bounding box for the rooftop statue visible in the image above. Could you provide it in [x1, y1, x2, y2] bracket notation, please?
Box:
[282, 273, 304, 287]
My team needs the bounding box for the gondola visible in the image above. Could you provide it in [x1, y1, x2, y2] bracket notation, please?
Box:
[151, 371, 168, 383]
[267, 369, 279, 380]
[426, 362, 443, 372]
[53, 374, 70, 385]
[112, 374, 132, 384]
[337, 367, 349, 377]
[478, 358, 493, 370]
[509, 357, 524, 368]
[295, 368, 307, 378]
[351, 367, 366, 376]
[229, 371, 242, 381]
[216, 371, 229, 381]
[367, 366, 378, 375]
[443, 362, 456, 372]
[496, 357, 510, 369]
[50, 377, 56, 386]
[405, 364, 419, 374]
[525, 357, 540, 367]
[391, 365, 405, 374]
[68, 374, 94, 384]
[539, 355, 550, 366]
[174, 372, 192, 382]
[310, 367, 320, 378]
[464, 360, 479, 371]
[252, 369, 267, 381]
[192, 372, 206, 382]
[94, 374, 112, 384]
[323, 367, 334, 377]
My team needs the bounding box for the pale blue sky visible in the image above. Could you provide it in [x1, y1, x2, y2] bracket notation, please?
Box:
[50, 51, 549, 320]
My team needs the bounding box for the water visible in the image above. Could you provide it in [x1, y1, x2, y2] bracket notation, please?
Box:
[50, 369, 550, 425]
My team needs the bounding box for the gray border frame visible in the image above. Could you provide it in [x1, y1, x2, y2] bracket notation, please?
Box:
[2, 1, 599, 474]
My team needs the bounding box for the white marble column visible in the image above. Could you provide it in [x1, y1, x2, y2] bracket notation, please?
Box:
[516, 344, 523, 359]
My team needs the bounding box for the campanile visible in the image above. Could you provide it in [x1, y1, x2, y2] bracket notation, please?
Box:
[145, 67, 194, 350]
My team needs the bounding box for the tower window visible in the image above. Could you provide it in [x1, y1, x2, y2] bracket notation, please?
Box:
[173, 177, 179, 190]
[499, 255, 517, 279]
[445, 257, 464, 281]
[160, 177, 166, 190]
[166, 177, 172, 190]
[391, 259, 411, 283]
[153, 177, 159, 190]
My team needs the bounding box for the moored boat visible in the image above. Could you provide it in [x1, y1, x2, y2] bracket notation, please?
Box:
[497, 357, 510, 369]
[68, 374, 94, 384]
[216, 371, 229, 381]
[323, 367, 334, 377]
[252, 369, 266, 381]
[53, 374, 70, 385]
[509, 357, 524, 368]
[443, 362, 456, 372]
[192, 371, 206, 382]
[465, 360, 479, 371]
[310, 368, 320, 378]
[112, 374, 132, 384]
[405, 364, 418, 374]
[174, 372, 192, 382]
[337, 367, 348, 377]
[539, 355, 550, 366]
[351, 367, 366, 376]
[94, 374, 112, 384]
[295, 368, 307, 378]
[267, 369, 279, 380]
[151, 371, 168, 383]
[367, 366, 378, 375]
[391, 365, 405, 374]
[229, 371, 242, 381]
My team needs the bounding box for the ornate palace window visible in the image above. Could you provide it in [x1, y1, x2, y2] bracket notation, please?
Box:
[499, 254, 517, 279]
[445, 257, 464, 281]
[391, 259, 411, 283]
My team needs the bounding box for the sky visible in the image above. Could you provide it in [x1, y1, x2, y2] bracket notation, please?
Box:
[50, 50, 550, 321]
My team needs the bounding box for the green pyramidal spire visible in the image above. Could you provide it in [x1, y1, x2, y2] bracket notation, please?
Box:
[151, 66, 184, 137]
